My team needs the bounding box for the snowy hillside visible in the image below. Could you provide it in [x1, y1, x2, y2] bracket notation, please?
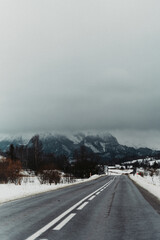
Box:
[0, 132, 159, 162]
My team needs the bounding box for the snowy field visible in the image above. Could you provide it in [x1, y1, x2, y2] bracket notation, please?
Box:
[129, 170, 160, 201]
[1, 168, 160, 205]
[0, 174, 101, 204]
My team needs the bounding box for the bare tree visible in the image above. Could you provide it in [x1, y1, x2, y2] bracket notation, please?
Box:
[31, 135, 43, 171]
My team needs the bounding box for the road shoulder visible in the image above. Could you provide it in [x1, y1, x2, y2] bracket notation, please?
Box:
[129, 176, 160, 214]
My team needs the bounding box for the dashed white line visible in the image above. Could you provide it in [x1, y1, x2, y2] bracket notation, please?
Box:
[25, 177, 115, 240]
[96, 192, 100, 195]
[53, 213, 76, 230]
[89, 195, 96, 201]
[77, 201, 88, 210]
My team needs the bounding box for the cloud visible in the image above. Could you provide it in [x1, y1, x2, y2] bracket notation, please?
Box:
[0, 0, 160, 148]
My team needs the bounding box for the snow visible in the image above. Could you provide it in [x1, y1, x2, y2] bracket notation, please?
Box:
[84, 142, 99, 153]
[108, 169, 133, 175]
[0, 174, 102, 204]
[0, 155, 6, 162]
[149, 160, 160, 166]
[62, 145, 71, 154]
[1, 163, 160, 205]
[108, 167, 160, 201]
[129, 170, 160, 201]
[66, 134, 81, 144]
[100, 142, 106, 152]
[89, 174, 99, 180]
[124, 158, 160, 166]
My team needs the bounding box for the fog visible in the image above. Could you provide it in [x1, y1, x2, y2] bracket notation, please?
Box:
[0, 0, 160, 148]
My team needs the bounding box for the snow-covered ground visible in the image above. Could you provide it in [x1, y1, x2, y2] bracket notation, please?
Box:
[0, 174, 101, 204]
[108, 169, 133, 175]
[108, 168, 160, 201]
[129, 170, 160, 201]
[123, 157, 160, 167]
[1, 167, 159, 205]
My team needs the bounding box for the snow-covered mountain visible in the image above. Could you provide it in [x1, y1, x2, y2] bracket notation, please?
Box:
[0, 132, 159, 161]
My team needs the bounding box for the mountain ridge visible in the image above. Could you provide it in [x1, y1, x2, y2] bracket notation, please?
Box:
[0, 132, 160, 162]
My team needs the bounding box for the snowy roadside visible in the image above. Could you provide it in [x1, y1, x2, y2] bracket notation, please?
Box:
[108, 169, 133, 175]
[0, 174, 102, 204]
[108, 168, 160, 201]
[129, 173, 160, 201]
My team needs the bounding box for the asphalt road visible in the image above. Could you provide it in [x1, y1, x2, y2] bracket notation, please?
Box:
[0, 175, 160, 240]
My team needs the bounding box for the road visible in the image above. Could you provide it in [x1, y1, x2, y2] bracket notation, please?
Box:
[0, 175, 160, 240]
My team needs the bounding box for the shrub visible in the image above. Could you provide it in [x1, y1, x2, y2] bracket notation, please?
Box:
[63, 174, 76, 184]
[149, 170, 154, 177]
[38, 170, 61, 185]
[0, 158, 22, 184]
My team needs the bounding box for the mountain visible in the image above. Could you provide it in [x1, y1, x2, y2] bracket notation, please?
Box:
[0, 132, 160, 162]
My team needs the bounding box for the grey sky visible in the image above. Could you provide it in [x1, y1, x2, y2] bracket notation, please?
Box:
[0, 0, 160, 148]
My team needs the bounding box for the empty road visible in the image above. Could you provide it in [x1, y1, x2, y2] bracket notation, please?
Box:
[0, 175, 160, 240]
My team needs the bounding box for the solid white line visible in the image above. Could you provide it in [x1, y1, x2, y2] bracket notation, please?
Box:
[77, 201, 88, 210]
[53, 213, 76, 230]
[88, 195, 96, 201]
[25, 177, 115, 240]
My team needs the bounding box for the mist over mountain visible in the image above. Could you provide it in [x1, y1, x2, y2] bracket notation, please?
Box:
[0, 132, 159, 163]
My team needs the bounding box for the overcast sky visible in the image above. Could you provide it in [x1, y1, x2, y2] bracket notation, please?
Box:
[0, 0, 160, 149]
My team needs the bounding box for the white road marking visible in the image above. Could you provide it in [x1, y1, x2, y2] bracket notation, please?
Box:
[88, 195, 96, 201]
[53, 213, 76, 230]
[25, 177, 115, 240]
[96, 192, 100, 195]
[77, 201, 88, 210]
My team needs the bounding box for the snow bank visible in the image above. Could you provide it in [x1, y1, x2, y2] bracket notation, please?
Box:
[89, 174, 99, 180]
[130, 173, 160, 201]
[108, 169, 133, 175]
[0, 174, 101, 204]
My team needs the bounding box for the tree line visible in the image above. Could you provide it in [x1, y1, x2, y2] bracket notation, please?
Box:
[0, 135, 104, 184]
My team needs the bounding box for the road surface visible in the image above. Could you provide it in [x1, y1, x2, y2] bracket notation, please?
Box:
[0, 175, 160, 240]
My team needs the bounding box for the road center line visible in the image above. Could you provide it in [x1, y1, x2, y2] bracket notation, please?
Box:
[77, 201, 88, 210]
[53, 213, 76, 230]
[88, 195, 96, 201]
[25, 177, 115, 240]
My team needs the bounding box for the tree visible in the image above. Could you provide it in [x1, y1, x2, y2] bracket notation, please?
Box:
[29, 135, 43, 171]
[152, 161, 158, 169]
[72, 145, 100, 178]
[9, 144, 15, 160]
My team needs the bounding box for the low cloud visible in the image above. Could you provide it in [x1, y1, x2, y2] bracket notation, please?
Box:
[0, 0, 160, 148]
